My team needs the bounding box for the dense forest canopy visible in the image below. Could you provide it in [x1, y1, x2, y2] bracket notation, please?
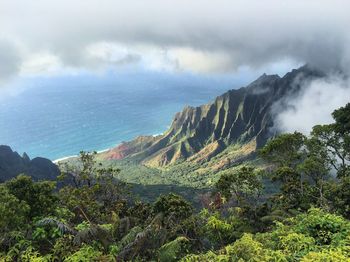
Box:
[0, 103, 350, 261]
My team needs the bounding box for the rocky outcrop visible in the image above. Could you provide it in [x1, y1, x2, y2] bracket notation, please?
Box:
[0, 145, 59, 182]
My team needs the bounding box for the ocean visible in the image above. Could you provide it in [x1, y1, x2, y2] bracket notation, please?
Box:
[0, 71, 249, 160]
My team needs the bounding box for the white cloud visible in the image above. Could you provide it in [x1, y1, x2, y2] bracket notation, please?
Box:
[168, 48, 233, 73]
[0, 0, 349, 139]
[275, 76, 350, 134]
[0, 39, 21, 82]
[20, 52, 62, 76]
[0, 0, 349, 81]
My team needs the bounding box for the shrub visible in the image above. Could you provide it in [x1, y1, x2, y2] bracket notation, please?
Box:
[158, 236, 190, 262]
[0, 186, 29, 233]
[292, 208, 350, 246]
[301, 249, 350, 261]
[153, 193, 193, 220]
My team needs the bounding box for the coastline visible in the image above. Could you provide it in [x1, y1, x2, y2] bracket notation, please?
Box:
[53, 154, 78, 164]
[52, 131, 165, 164]
[53, 148, 111, 164]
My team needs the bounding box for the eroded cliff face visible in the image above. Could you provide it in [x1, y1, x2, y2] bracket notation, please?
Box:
[101, 66, 323, 167]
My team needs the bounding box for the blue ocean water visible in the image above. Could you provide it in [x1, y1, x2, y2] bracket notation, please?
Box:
[0, 71, 250, 160]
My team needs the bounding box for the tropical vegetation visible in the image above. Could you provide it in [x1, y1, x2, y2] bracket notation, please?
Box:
[0, 103, 350, 261]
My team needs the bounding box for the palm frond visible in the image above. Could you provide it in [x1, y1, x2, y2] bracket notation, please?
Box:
[37, 218, 76, 235]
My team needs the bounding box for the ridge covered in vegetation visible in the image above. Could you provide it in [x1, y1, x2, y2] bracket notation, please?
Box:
[89, 66, 326, 190]
[100, 66, 323, 168]
[1, 103, 349, 261]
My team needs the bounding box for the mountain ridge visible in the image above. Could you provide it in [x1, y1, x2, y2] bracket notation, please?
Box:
[101, 65, 324, 167]
[0, 145, 59, 182]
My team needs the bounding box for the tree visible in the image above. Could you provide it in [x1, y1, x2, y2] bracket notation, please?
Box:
[59, 151, 120, 188]
[215, 166, 262, 207]
[153, 193, 193, 221]
[331, 176, 350, 219]
[311, 125, 349, 178]
[0, 186, 29, 233]
[332, 102, 350, 135]
[4, 175, 57, 219]
[269, 166, 312, 211]
[59, 151, 129, 223]
[297, 137, 332, 208]
[259, 133, 308, 210]
[259, 132, 306, 169]
[260, 132, 331, 211]
[311, 103, 350, 178]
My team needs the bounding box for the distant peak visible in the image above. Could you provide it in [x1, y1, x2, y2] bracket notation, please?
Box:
[255, 73, 280, 82]
[246, 73, 280, 93]
[0, 145, 14, 155]
[22, 152, 31, 163]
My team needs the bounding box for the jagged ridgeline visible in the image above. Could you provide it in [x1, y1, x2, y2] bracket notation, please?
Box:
[0, 145, 59, 182]
[101, 66, 323, 168]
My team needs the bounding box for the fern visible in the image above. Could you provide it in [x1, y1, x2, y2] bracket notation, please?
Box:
[36, 218, 76, 235]
[158, 236, 190, 262]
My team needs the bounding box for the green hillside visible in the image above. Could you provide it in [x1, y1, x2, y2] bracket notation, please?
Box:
[92, 66, 323, 189]
[0, 102, 349, 261]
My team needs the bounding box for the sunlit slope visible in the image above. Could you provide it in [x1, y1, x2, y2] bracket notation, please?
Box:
[100, 66, 322, 171]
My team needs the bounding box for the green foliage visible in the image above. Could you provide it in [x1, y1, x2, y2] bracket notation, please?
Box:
[292, 208, 350, 246]
[58, 185, 101, 222]
[185, 208, 350, 261]
[257, 208, 350, 260]
[73, 224, 112, 249]
[158, 236, 190, 262]
[0, 186, 29, 233]
[332, 102, 350, 135]
[58, 152, 130, 225]
[278, 233, 315, 259]
[4, 239, 33, 261]
[182, 233, 287, 262]
[18, 245, 51, 262]
[332, 176, 350, 218]
[1, 104, 350, 261]
[227, 233, 266, 260]
[153, 193, 193, 220]
[199, 209, 241, 246]
[108, 244, 120, 257]
[215, 166, 262, 206]
[227, 233, 287, 261]
[117, 226, 143, 249]
[181, 250, 220, 262]
[98, 144, 258, 190]
[301, 249, 350, 262]
[311, 103, 350, 178]
[259, 132, 306, 168]
[75, 221, 90, 231]
[64, 245, 105, 262]
[4, 175, 57, 219]
[37, 217, 76, 235]
[50, 235, 75, 260]
[259, 122, 341, 212]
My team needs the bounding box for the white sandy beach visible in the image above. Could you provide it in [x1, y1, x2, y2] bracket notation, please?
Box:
[53, 148, 112, 164]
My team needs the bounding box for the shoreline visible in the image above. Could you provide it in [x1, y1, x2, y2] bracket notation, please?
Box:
[52, 131, 165, 164]
[53, 148, 111, 164]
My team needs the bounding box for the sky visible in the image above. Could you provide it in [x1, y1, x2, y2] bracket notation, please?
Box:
[1, 0, 350, 133]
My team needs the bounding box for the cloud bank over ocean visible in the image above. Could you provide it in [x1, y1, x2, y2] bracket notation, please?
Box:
[1, 0, 350, 136]
[0, 0, 349, 81]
